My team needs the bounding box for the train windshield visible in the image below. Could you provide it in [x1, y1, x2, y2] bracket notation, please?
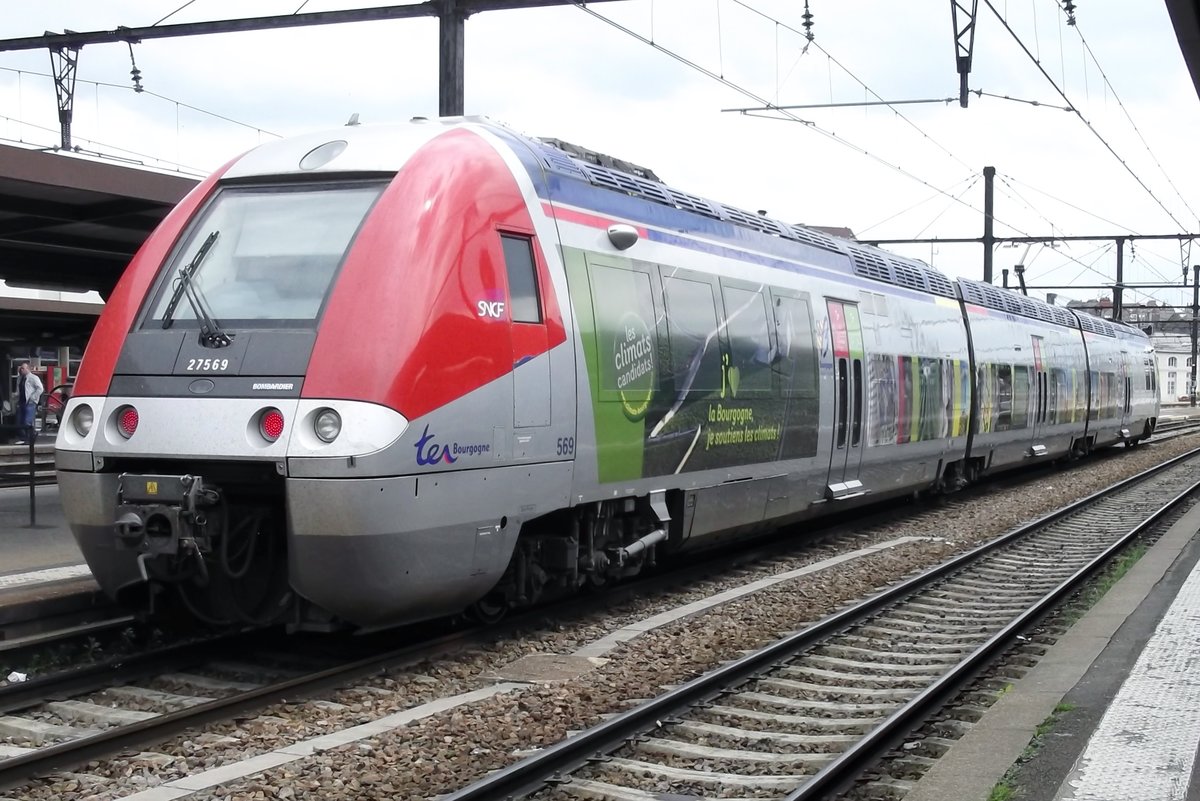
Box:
[143, 181, 385, 327]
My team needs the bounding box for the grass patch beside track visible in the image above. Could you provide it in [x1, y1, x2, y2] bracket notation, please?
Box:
[989, 702, 1078, 801]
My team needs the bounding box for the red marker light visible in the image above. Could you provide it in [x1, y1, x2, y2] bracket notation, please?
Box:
[118, 406, 139, 438]
[260, 408, 285, 442]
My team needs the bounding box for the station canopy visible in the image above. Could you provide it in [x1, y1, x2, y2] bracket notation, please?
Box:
[0, 143, 196, 341]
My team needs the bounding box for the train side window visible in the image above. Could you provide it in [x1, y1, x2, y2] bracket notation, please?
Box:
[662, 274, 722, 393]
[995, 364, 1013, 431]
[1049, 370, 1063, 425]
[500, 234, 542, 323]
[721, 285, 773, 395]
[1012, 367, 1027, 428]
[771, 295, 818, 397]
[587, 264, 658, 402]
[867, 353, 898, 445]
[1088, 370, 1099, 420]
[918, 357, 942, 440]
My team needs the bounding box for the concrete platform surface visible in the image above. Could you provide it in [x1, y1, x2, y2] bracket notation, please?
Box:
[0, 483, 85, 579]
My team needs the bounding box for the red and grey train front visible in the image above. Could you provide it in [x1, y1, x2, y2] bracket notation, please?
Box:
[55, 169, 402, 624]
[56, 122, 569, 629]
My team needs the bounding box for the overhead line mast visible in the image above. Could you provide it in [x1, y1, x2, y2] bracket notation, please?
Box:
[0, 1, 624, 147]
[950, 0, 979, 108]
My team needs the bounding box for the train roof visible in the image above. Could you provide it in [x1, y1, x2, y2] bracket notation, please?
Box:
[520, 128, 1146, 341]
[226, 117, 1146, 343]
[520, 130, 959, 300]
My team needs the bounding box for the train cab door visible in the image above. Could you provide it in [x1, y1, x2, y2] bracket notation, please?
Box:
[825, 300, 866, 500]
[499, 232, 553, 437]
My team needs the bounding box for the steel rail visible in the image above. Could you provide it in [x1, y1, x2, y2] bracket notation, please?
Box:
[441, 446, 1200, 801]
[784, 459, 1200, 799]
[0, 629, 250, 715]
[0, 624, 472, 791]
[0, 523, 836, 792]
[0, 613, 136, 656]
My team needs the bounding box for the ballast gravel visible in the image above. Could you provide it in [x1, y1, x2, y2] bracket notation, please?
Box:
[9, 436, 1199, 801]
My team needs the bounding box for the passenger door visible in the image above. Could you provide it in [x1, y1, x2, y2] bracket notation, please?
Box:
[1119, 348, 1133, 432]
[1030, 335, 1047, 452]
[825, 299, 865, 498]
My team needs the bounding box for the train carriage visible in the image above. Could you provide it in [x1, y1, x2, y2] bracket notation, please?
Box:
[53, 117, 1159, 629]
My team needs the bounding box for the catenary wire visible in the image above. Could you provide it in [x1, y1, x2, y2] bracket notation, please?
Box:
[729, 0, 979, 175]
[999, 172, 1139, 233]
[152, 0, 201, 27]
[914, 177, 984, 238]
[0, 113, 208, 174]
[1055, 0, 1200, 225]
[982, 0, 1189, 231]
[857, 175, 979, 236]
[571, 3, 1036, 238]
[0, 66, 280, 139]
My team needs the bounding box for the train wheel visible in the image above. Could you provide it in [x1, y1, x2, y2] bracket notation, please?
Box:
[468, 595, 509, 624]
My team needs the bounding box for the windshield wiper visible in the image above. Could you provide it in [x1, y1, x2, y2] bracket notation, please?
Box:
[160, 230, 234, 348]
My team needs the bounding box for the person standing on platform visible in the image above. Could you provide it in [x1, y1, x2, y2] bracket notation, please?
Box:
[16, 362, 43, 444]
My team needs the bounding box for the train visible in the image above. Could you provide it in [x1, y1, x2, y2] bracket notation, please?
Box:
[54, 117, 1160, 629]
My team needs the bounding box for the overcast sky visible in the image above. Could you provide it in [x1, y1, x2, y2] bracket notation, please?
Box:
[2, 1, 1198, 311]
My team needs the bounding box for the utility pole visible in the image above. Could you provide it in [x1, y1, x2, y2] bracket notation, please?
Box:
[1192, 264, 1198, 408]
[438, 1, 466, 116]
[1, 2, 625, 128]
[1113, 237, 1125, 320]
[983, 165, 995, 283]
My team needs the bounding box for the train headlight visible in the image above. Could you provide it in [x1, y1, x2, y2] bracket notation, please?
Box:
[259, 407, 285, 442]
[71, 404, 94, 436]
[314, 409, 341, 443]
[117, 405, 139, 438]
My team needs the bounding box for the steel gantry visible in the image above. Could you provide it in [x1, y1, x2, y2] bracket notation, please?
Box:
[0, 0, 624, 147]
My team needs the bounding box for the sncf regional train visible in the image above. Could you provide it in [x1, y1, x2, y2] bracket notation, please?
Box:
[55, 117, 1159, 629]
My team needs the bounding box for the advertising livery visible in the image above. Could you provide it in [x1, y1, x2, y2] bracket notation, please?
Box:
[54, 118, 1159, 630]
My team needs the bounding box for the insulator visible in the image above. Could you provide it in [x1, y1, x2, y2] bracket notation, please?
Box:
[1063, 0, 1077, 26]
[802, 0, 814, 41]
[127, 42, 144, 93]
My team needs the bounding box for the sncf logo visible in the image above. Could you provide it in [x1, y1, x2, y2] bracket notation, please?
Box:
[477, 300, 506, 318]
[477, 290, 506, 319]
[414, 425, 457, 465]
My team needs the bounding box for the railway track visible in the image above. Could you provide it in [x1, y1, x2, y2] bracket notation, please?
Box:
[1149, 416, 1200, 442]
[442, 447, 1200, 801]
[0, 526, 920, 790]
[0, 624, 480, 791]
[3, 437, 1197, 795]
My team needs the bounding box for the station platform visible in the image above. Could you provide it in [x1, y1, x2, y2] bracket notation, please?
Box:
[0, 477, 98, 628]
